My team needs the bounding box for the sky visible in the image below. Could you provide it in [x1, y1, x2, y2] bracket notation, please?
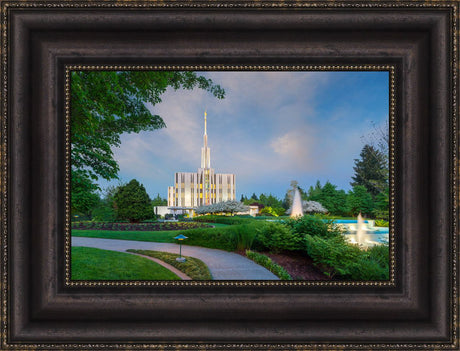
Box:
[96, 71, 389, 200]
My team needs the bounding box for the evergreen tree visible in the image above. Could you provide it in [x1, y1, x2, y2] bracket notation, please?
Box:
[306, 180, 322, 200]
[347, 185, 375, 217]
[259, 193, 268, 205]
[282, 192, 291, 210]
[373, 187, 389, 220]
[308, 181, 349, 216]
[114, 179, 152, 223]
[266, 194, 282, 208]
[351, 144, 388, 197]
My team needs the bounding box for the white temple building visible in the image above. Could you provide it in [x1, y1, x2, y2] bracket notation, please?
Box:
[167, 111, 236, 208]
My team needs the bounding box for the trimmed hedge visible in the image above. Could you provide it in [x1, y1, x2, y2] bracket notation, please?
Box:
[193, 215, 256, 226]
[72, 221, 211, 231]
[245, 250, 292, 280]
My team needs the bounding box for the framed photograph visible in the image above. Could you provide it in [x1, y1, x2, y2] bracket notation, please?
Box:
[69, 69, 392, 283]
[1, 0, 458, 349]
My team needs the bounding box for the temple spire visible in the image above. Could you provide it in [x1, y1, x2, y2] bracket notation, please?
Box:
[201, 110, 211, 169]
[204, 110, 207, 135]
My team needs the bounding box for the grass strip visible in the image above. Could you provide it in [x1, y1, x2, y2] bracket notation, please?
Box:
[72, 224, 230, 243]
[245, 250, 292, 280]
[71, 247, 181, 280]
[128, 250, 213, 280]
[72, 229, 178, 243]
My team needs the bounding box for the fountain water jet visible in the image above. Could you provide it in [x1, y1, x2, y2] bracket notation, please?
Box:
[356, 213, 366, 245]
[290, 187, 304, 218]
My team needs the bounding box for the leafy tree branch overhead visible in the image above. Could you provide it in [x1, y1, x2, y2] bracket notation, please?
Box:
[71, 71, 225, 181]
[70, 70, 225, 213]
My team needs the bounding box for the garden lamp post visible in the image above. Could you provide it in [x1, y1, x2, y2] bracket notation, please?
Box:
[174, 234, 188, 262]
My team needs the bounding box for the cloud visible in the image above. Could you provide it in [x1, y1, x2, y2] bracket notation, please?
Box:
[104, 71, 388, 199]
[269, 128, 319, 172]
[202, 71, 330, 118]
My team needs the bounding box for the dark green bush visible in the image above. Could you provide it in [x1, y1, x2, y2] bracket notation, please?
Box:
[347, 253, 389, 281]
[91, 200, 117, 222]
[252, 222, 304, 252]
[303, 234, 361, 277]
[184, 223, 259, 251]
[234, 224, 257, 251]
[184, 227, 237, 251]
[373, 209, 389, 221]
[285, 215, 343, 238]
[367, 244, 390, 267]
[303, 234, 389, 280]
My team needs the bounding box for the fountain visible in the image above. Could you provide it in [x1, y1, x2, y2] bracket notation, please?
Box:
[327, 214, 389, 247]
[356, 212, 366, 245]
[290, 187, 304, 218]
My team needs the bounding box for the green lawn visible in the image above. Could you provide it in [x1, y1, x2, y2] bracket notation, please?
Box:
[71, 246, 181, 280]
[72, 222, 229, 243]
[206, 222, 229, 228]
[72, 229, 178, 243]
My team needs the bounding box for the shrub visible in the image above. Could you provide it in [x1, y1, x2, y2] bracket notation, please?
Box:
[273, 207, 286, 216]
[285, 215, 343, 239]
[245, 250, 292, 280]
[373, 209, 389, 221]
[260, 206, 278, 217]
[303, 234, 389, 280]
[234, 224, 257, 251]
[92, 199, 117, 222]
[303, 234, 361, 277]
[252, 222, 303, 252]
[183, 227, 235, 251]
[375, 219, 389, 227]
[341, 244, 389, 281]
[182, 223, 257, 251]
[367, 244, 390, 267]
[347, 253, 389, 281]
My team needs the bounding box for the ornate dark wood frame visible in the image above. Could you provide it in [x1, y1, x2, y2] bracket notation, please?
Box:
[0, 0, 458, 349]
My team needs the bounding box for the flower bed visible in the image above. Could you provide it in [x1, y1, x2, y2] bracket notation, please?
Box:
[71, 221, 212, 231]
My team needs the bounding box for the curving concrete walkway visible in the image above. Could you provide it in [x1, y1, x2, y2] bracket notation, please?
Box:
[72, 237, 279, 280]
